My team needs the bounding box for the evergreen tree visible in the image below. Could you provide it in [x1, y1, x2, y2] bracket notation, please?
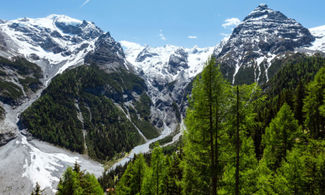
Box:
[56, 163, 103, 195]
[303, 66, 325, 138]
[141, 145, 166, 195]
[294, 80, 305, 125]
[182, 57, 229, 195]
[254, 159, 275, 195]
[274, 147, 306, 194]
[221, 84, 259, 195]
[302, 139, 325, 194]
[262, 103, 302, 170]
[162, 153, 182, 195]
[116, 154, 147, 195]
[57, 167, 83, 195]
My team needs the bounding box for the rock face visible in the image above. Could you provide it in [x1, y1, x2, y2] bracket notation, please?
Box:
[0, 15, 103, 82]
[85, 33, 131, 72]
[121, 41, 214, 126]
[214, 4, 315, 85]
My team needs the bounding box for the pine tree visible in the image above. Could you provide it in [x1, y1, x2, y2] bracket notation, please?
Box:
[302, 139, 325, 194]
[262, 103, 302, 170]
[56, 163, 103, 195]
[116, 154, 147, 195]
[162, 153, 182, 195]
[141, 145, 166, 195]
[182, 57, 229, 195]
[221, 84, 259, 195]
[274, 147, 306, 194]
[254, 159, 275, 195]
[294, 80, 305, 125]
[303, 66, 325, 138]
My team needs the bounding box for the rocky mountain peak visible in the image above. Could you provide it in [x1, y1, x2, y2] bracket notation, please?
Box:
[243, 4, 287, 22]
[215, 4, 315, 85]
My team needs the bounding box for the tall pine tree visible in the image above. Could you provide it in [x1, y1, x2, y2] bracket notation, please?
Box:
[262, 103, 302, 170]
[182, 57, 229, 195]
[303, 66, 325, 138]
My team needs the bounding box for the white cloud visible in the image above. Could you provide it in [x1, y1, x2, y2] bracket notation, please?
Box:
[222, 18, 241, 28]
[159, 29, 166, 41]
[187, 35, 197, 39]
[81, 0, 91, 7]
[220, 33, 230, 37]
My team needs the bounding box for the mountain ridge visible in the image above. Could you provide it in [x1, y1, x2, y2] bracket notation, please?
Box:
[0, 4, 324, 194]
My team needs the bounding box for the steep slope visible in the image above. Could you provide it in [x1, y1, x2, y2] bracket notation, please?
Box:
[16, 19, 161, 161]
[0, 56, 43, 145]
[20, 65, 158, 161]
[214, 4, 315, 85]
[0, 15, 161, 194]
[121, 41, 214, 126]
[0, 15, 102, 84]
[305, 25, 325, 53]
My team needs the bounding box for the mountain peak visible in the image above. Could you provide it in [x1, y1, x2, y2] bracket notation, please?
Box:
[258, 3, 268, 9]
[215, 4, 315, 85]
[45, 14, 82, 25]
[244, 4, 286, 22]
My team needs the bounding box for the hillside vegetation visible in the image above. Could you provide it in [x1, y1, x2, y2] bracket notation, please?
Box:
[21, 65, 159, 161]
[108, 56, 325, 194]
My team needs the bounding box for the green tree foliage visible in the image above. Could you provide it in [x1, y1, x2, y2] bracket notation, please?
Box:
[254, 159, 275, 195]
[141, 145, 167, 195]
[265, 53, 325, 97]
[116, 154, 147, 195]
[99, 55, 325, 194]
[0, 56, 42, 105]
[303, 66, 325, 138]
[182, 57, 230, 194]
[221, 84, 260, 195]
[161, 152, 183, 195]
[262, 103, 302, 170]
[20, 65, 155, 160]
[56, 163, 103, 195]
[274, 147, 306, 194]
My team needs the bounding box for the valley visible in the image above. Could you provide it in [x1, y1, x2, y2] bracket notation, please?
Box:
[0, 3, 324, 194]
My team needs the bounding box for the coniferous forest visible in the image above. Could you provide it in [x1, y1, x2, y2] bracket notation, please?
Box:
[114, 57, 325, 195]
[2, 3, 325, 195]
[52, 55, 325, 195]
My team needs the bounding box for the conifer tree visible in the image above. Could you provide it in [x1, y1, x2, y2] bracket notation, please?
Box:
[116, 154, 147, 195]
[141, 145, 166, 195]
[274, 147, 306, 194]
[303, 66, 325, 138]
[221, 84, 259, 194]
[56, 163, 103, 195]
[262, 103, 302, 170]
[182, 57, 229, 195]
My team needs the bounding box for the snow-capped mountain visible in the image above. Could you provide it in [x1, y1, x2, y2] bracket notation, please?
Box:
[0, 15, 108, 84]
[0, 4, 324, 194]
[121, 41, 214, 126]
[121, 41, 214, 84]
[214, 4, 315, 85]
[306, 25, 325, 52]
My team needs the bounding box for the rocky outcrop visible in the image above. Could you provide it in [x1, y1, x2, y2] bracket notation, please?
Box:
[214, 4, 315, 85]
[85, 33, 131, 72]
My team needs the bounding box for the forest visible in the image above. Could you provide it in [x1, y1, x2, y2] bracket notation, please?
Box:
[109, 55, 325, 194]
[39, 54, 325, 195]
[20, 65, 159, 161]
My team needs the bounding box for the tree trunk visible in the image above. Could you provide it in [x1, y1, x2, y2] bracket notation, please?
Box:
[235, 86, 240, 195]
[208, 65, 216, 195]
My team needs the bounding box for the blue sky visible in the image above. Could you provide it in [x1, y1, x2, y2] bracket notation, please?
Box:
[1, 0, 324, 48]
